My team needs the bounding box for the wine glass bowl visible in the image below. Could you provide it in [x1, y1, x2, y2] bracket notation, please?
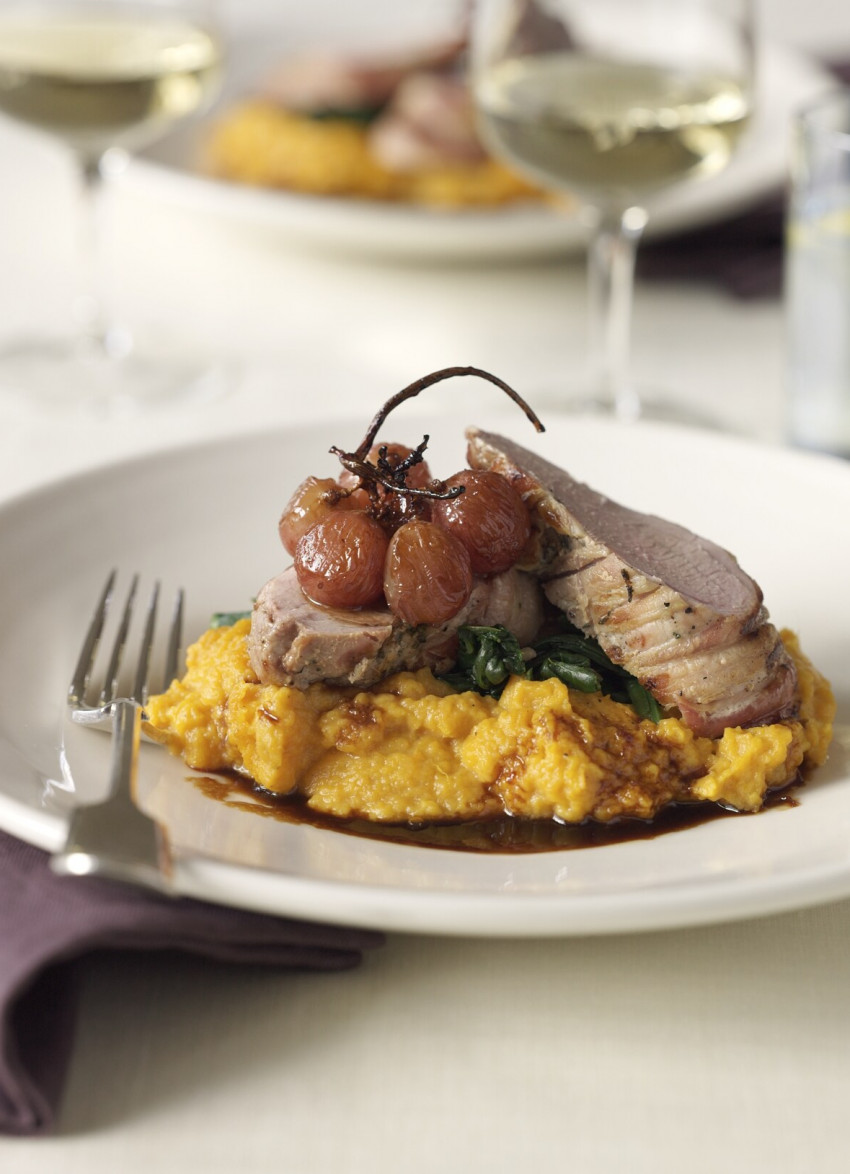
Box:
[471, 0, 754, 421]
[0, 5, 221, 158]
[0, 0, 224, 410]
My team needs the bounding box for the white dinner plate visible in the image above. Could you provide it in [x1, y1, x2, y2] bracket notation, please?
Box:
[0, 412, 848, 937]
[123, 40, 834, 260]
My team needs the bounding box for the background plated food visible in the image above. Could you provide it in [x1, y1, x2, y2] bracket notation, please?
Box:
[204, 39, 548, 206]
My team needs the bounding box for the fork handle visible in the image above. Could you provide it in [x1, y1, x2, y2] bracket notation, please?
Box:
[51, 699, 174, 894]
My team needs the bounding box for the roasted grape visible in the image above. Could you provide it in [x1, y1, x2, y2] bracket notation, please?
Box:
[384, 521, 472, 626]
[431, 470, 531, 574]
[279, 477, 347, 556]
[295, 512, 388, 609]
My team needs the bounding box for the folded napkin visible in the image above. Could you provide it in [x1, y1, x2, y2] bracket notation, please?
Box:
[0, 829, 383, 1136]
[637, 60, 850, 299]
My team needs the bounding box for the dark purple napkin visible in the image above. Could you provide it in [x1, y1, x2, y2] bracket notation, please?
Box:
[637, 59, 850, 299]
[0, 829, 383, 1137]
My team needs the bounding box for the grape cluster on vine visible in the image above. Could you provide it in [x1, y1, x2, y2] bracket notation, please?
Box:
[276, 366, 545, 625]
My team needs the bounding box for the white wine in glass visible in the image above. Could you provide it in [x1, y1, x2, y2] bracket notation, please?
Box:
[472, 0, 754, 421]
[0, 0, 224, 410]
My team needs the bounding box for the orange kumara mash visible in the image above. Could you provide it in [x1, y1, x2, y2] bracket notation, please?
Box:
[144, 620, 835, 826]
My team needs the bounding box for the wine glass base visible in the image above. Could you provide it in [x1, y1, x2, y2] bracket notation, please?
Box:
[0, 335, 232, 415]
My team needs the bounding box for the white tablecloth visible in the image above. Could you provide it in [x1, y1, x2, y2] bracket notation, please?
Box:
[1, 2, 850, 1171]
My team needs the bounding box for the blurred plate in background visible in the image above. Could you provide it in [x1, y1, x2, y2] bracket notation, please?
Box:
[124, 40, 832, 260]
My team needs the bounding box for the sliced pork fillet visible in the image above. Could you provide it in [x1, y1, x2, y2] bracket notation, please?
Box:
[466, 427, 798, 737]
[368, 74, 487, 171]
[249, 564, 544, 689]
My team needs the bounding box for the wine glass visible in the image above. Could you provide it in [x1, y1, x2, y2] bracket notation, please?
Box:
[471, 0, 754, 421]
[0, 0, 224, 411]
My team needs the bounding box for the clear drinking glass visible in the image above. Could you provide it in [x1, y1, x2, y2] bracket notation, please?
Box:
[786, 88, 850, 459]
[0, 0, 224, 411]
[471, 0, 754, 421]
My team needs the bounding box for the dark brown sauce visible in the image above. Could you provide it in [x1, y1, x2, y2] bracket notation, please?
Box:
[191, 770, 801, 855]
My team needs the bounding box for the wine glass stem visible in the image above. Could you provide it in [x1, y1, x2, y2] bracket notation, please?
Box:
[586, 205, 648, 420]
[76, 152, 131, 361]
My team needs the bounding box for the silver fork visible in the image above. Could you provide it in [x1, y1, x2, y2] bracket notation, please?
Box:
[51, 570, 184, 894]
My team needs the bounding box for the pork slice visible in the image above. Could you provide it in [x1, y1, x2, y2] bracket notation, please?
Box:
[474, 561, 545, 642]
[249, 565, 544, 689]
[249, 567, 395, 688]
[466, 428, 799, 737]
[367, 74, 487, 171]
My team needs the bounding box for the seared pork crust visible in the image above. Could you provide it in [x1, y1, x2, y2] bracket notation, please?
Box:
[249, 565, 544, 689]
[466, 428, 799, 737]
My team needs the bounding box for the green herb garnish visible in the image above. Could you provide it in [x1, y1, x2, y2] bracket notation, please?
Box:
[210, 610, 252, 629]
[442, 622, 663, 722]
[441, 625, 529, 697]
[305, 105, 384, 125]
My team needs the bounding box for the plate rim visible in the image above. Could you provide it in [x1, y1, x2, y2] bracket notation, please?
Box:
[1, 415, 848, 938]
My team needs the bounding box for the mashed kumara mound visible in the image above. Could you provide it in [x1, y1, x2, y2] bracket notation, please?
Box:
[144, 619, 835, 826]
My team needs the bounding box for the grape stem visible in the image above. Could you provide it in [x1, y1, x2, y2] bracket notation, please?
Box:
[330, 366, 546, 505]
[356, 365, 545, 457]
[330, 446, 464, 500]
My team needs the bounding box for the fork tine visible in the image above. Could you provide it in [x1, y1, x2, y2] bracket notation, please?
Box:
[56, 576, 183, 893]
[161, 587, 185, 692]
[68, 569, 117, 708]
[131, 580, 160, 704]
[98, 574, 139, 706]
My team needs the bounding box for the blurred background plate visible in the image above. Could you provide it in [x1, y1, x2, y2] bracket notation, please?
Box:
[124, 37, 834, 260]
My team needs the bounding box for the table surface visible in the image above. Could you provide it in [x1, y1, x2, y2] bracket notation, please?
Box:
[2, 2, 850, 1171]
